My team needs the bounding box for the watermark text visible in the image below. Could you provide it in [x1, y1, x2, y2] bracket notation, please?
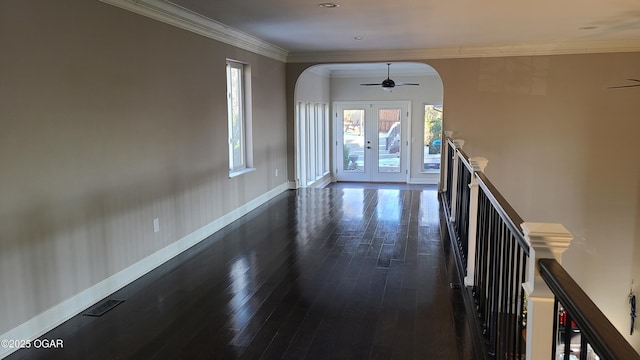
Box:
[1, 338, 64, 349]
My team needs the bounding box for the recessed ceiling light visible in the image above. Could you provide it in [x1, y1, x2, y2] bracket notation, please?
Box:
[579, 26, 598, 30]
[319, 3, 340, 8]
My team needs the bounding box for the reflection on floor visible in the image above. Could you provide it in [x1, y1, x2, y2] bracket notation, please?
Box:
[325, 182, 435, 190]
[8, 183, 478, 359]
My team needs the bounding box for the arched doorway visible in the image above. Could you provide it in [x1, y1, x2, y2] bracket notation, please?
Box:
[293, 62, 443, 187]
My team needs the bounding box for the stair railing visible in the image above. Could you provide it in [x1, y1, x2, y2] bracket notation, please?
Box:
[441, 131, 639, 360]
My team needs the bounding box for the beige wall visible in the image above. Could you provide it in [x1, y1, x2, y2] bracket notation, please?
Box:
[0, 0, 287, 335]
[295, 68, 331, 103]
[288, 52, 640, 348]
[427, 53, 640, 347]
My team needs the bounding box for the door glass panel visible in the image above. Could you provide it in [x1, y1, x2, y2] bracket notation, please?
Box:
[378, 108, 401, 173]
[335, 101, 407, 183]
[342, 109, 365, 172]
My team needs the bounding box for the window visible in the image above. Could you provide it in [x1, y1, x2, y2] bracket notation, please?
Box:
[226, 60, 253, 176]
[423, 104, 443, 172]
[295, 102, 330, 186]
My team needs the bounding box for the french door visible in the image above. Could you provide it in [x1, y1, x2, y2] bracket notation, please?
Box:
[334, 101, 410, 182]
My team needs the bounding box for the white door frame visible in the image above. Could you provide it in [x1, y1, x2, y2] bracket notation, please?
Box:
[333, 101, 411, 182]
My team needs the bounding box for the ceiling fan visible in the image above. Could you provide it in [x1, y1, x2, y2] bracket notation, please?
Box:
[608, 79, 640, 89]
[361, 63, 420, 91]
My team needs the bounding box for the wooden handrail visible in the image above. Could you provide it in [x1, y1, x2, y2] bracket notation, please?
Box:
[538, 258, 640, 360]
[475, 172, 524, 227]
[475, 172, 529, 256]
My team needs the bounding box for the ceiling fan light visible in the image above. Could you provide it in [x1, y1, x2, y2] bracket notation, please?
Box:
[382, 86, 393, 92]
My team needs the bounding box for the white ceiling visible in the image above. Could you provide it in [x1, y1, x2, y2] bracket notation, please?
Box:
[167, 0, 640, 55]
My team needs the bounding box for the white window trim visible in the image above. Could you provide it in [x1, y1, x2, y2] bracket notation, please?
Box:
[229, 167, 256, 178]
[226, 59, 253, 177]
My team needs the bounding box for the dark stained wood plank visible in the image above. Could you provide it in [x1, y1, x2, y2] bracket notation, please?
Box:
[7, 184, 477, 360]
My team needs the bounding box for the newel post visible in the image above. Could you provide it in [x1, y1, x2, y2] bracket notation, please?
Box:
[444, 130, 454, 139]
[521, 222, 573, 360]
[441, 130, 454, 193]
[463, 157, 488, 286]
[448, 139, 465, 222]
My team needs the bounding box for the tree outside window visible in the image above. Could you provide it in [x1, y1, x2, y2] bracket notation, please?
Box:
[423, 105, 443, 171]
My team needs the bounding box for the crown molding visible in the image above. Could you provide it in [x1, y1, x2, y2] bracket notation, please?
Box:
[99, 0, 640, 64]
[100, 0, 289, 62]
[329, 69, 440, 78]
[286, 39, 640, 63]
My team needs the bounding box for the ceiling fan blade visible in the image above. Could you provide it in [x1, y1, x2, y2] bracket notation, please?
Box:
[608, 84, 640, 89]
[608, 78, 640, 88]
[360, 63, 420, 89]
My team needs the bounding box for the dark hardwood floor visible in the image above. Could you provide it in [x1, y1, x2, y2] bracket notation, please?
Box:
[8, 184, 478, 359]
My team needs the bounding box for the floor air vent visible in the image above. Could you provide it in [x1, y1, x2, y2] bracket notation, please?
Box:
[83, 299, 124, 317]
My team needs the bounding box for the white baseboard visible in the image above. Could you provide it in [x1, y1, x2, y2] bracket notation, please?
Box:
[409, 174, 440, 185]
[0, 182, 290, 359]
[307, 174, 333, 189]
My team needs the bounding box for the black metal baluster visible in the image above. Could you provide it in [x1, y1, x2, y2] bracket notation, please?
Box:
[487, 205, 498, 346]
[503, 231, 515, 359]
[455, 160, 462, 251]
[459, 165, 471, 268]
[564, 305, 573, 359]
[481, 201, 494, 338]
[496, 222, 507, 359]
[515, 235, 527, 359]
[474, 190, 484, 298]
[476, 191, 488, 320]
[455, 159, 464, 234]
[507, 225, 515, 359]
[505, 236, 515, 359]
[494, 207, 505, 357]
[580, 331, 588, 360]
[512, 235, 521, 358]
[513, 245, 524, 358]
[552, 300, 560, 360]
[487, 205, 500, 357]
[481, 201, 490, 343]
